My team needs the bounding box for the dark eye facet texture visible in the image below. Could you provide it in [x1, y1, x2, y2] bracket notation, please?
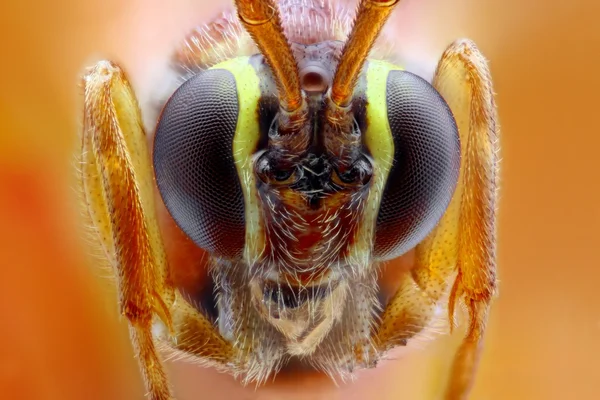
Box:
[153, 69, 245, 259]
[374, 71, 461, 261]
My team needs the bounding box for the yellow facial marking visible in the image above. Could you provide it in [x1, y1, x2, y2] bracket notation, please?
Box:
[346, 60, 403, 272]
[210, 57, 264, 265]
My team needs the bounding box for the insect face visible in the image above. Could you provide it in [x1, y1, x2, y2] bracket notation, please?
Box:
[81, 0, 499, 396]
[153, 36, 459, 353]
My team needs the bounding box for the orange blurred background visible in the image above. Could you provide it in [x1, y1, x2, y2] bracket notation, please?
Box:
[1, 0, 599, 399]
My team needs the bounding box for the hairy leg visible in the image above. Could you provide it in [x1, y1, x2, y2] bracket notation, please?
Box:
[81, 61, 237, 399]
[374, 39, 499, 400]
[82, 60, 175, 400]
[433, 39, 498, 400]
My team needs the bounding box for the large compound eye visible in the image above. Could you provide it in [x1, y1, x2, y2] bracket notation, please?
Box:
[153, 69, 245, 260]
[374, 71, 461, 260]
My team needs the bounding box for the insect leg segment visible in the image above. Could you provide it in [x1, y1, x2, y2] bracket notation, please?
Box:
[164, 290, 238, 370]
[432, 39, 499, 400]
[81, 61, 177, 399]
[374, 261, 454, 352]
[82, 61, 238, 398]
[373, 38, 498, 399]
[374, 180, 461, 351]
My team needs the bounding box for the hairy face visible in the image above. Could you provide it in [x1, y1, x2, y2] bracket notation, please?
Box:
[152, 1, 460, 379]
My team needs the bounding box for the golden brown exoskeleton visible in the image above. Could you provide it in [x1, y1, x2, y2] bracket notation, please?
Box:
[80, 0, 499, 399]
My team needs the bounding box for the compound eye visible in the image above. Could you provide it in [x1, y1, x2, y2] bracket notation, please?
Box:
[153, 69, 245, 260]
[374, 71, 461, 261]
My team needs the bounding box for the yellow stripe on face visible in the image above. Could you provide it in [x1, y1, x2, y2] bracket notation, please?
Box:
[210, 57, 264, 266]
[347, 60, 404, 272]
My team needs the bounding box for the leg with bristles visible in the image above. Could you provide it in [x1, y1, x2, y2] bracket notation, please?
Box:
[81, 61, 239, 399]
[81, 60, 175, 400]
[373, 38, 499, 400]
[433, 39, 498, 400]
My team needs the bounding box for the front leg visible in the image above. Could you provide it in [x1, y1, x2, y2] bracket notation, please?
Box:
[81, 61, 236, 400]
[435, 39, 499, 400]
[82, 61, 175, 400]
[374, 39, 499, 400]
